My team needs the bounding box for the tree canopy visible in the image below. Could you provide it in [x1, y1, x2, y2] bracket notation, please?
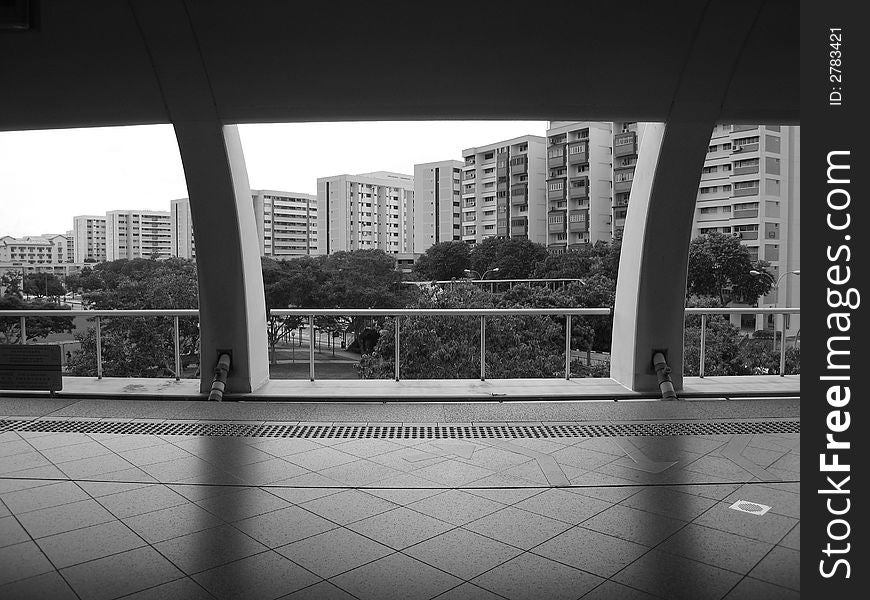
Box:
[468, 237, 549, 280]
[686, 232, 773, 305]
[411, 241, 471, 281]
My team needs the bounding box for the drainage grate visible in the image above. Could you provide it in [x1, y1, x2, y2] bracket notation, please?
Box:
[0, 418, 799, 439]
[729, 500, 772, 515]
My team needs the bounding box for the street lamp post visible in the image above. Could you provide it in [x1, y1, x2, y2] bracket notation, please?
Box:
[464, 267, 500, 291]
[750, 268, 800, 360]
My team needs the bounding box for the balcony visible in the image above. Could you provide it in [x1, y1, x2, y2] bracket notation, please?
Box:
[733, 185, 760, 197]
[509, 157, 527, 175]
[733, 164, 759, 176]
[547, 178, 566, 201]
[567, 209, 589, 232]
[568, 177, 589, 200]
[510, 183, 527, 205]
[613, 132, 637, 157]
[614, 178, 633, 193]
[510, 216, 528, 236]
[547, 210, 566, 233]
[732, 209, 759, 219]
[567, 142, 588, 164]
[732, 142, 759, 153]
[736, 230, 759, 240]
[547, 150, 566, 169]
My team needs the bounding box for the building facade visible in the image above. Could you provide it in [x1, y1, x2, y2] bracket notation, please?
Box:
[0, 234, 67, 264]
[170, 198, 196, 260]
[72, 215, 107, 263]
[692, 124, 800, 334]
[412, 160, 463, 253]
[459, 136, 547, 245]
[252, 190, 318, 259]
[316, 172, 415, 255]
[545, 122, 614, 250]
[105, 210, 172, 261]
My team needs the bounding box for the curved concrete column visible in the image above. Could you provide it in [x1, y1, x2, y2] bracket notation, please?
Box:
[174, 123, 269, 393]
[610, 122, 714, 392]
[130, 0, 268, 393]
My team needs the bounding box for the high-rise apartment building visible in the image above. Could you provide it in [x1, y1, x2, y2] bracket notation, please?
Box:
[316, 172, 414, 255]
[72, 215, 107, 262]
[693, 124, 800, 333]
[412, 160, 463, 252]
[170, 199, 196, 260]
[611, 121, 643, 239]
[460, 136, 547, 245]
[0, 234, 66, 264]
[64, 231, 74, 263]
[545, 122, 614, 250]
[252, 190, 318, 258]
[105, 210, 172, 261]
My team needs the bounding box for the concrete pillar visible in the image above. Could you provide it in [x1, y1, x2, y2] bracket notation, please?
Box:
[130, 0, 268, 393]
[173, 123, 269, 394]
[608, 1, 764, 393]
[610, 122, 714, 392]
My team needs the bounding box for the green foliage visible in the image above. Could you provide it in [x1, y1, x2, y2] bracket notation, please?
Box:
[468, 237, 549, 279]
[687, 233, 773, 305]
[23, 273, 65, 298]
[0, 295, 74, 343]
[683, 317, 801, 376]
[357, 284, 588, 380]
[67, 259, 199, 378]
[411, 241, 471, 281]
[0, 271, 23, 297]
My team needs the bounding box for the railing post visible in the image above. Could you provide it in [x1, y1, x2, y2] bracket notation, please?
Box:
[173, 316, 181, 381]
[779, 313, 787, 376]
[19, 316, 26, 344]
[699, 314, 706, 378]
[480, 316, 486, 381]
[394, 316, 400, 381]
[95, 316, 102, 379]
[308, 315, 315, 381]
[565, 314, 572, 380]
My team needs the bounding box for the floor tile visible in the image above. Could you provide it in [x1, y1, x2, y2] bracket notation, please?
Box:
[167, 482, 241, 502]
[1, 480, 90, 514]
[430, 583, 505, 600]
[692, 501, 797, 544]
[723, 576, 800, 600]
[77, 480, 153, 498]
[0, 514, 30, 547]
[620, 485, 717, 521]
[551, 446, 618, 471]
[17, 498, 116, 539]
[268, 485, 341, 505]
[407, 489, 504, 526]
[579, 581, 660, 600]
[747, 546, 800, 591]
[318, 459, 404, 486]
[154, 523, 268, 574]
[117, 576, 215, 600]
[513, 488, 611, 524]
[472, 552, 603, 600]
[36, 520, 147, 569]
[0, 540, 55, 586]
[463, 481, 543, 504]
[223, 457, 309, 485]
[123, 501, 225, 543]
[60, 546, 184, 600]
[285, 447, 358, 471]
[364, 487, 444, 505]
[580, 504, 685, 547]
[40, 441, 113, 464]
[280, 580, 358, 600]
[566, 484, 641, 503]
[233, 505, 336, 548]
[348, 506, 454, 550]
[57, 453, 135, 478]
[0, 571, 78, 599]
[724, 483, 800, 518]
[414, 459, 495, 487]
[193, 550, 319, 600]
[404, 528, 522, 580]
[301, 489, 398, 524]
[779, 522, 799, 550]
[613, 549, 742, 600]
[140, 455, 224, 481]
[96, 484, 190, 519]
[532, 525, 648, 578]
[0, 451, 52, 475]
[463, 506, 571, 550]
[658, 523, 774, 574]
[276, 527, 393, 578]
[195, 486, 290, 522]
[117, 442, 194, 466]
[331, 552, 461, 600]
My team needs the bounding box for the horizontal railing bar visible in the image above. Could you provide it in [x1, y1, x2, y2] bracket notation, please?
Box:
[1, 307, 800, 318]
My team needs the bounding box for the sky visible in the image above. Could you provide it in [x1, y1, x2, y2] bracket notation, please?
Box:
[0, 121, 547, 238]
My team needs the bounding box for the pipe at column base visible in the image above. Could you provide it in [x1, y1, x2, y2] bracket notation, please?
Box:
[652, 351, 677, 400]
[208, 353, 232, 401]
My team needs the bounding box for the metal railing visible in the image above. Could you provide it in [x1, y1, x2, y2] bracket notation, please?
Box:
[3, 306, 800, 382]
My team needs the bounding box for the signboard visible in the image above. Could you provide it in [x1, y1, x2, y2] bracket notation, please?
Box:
[0, 344, 63, 391]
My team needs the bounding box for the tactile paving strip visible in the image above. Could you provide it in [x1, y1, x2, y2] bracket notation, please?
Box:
[0, 418, 799, 438]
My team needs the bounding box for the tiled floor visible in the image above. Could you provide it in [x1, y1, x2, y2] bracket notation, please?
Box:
[0, 406, 799, 600]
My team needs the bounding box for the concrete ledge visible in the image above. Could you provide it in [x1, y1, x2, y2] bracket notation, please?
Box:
[1, 374, 799, 401]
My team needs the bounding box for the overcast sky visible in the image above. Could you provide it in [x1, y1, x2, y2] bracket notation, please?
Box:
[0, 121, 547, 237]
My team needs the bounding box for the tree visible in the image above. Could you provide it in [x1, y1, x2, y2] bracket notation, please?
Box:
[0, 294, 74, 343]
[411, 241, 471, 281]
[469, 237, 548, 279]
[22, 273, 66, 299]
[687, 232, 773, 304]
[67, 259, 199, 378]
[0, 271, 23, 297]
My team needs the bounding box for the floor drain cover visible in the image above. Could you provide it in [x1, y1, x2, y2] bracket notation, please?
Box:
[729, 500, 772, 515]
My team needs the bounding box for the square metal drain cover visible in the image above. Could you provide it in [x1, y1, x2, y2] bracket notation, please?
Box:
[729, 500, 772, 516]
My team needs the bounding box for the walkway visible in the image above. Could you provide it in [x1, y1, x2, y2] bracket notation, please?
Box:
[0, 397, 799, 600]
